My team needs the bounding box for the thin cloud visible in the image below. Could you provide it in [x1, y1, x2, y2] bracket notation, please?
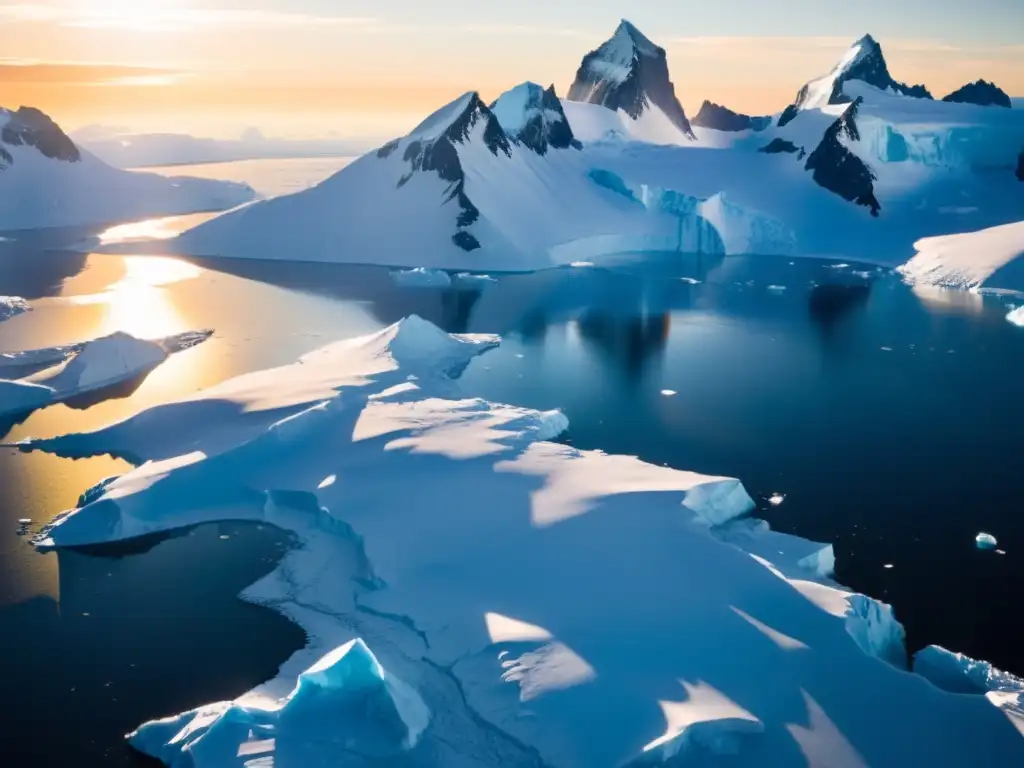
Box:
[0, 4, 377, 31]
[0, 60, 187, 85]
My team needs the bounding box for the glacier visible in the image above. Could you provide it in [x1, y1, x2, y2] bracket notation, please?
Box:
[23, 317, 1024, 766]
[0, 106, 255, 231]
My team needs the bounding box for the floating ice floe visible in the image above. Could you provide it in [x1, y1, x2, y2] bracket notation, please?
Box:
[976, 532, 999, 550]
[390, 268, 452, 288]
[1006, 306, 1024, 327]
[0, 329, 211, 425]
[660, 389, 677, 396]
[768, 493, 786, 506]
[24, 317, 1024, 766]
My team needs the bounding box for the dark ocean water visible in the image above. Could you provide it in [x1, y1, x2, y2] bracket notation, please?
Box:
[1, 225, 1023, 764]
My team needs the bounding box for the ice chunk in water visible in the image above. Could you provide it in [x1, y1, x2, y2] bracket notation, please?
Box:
[976, 532, 998, 550]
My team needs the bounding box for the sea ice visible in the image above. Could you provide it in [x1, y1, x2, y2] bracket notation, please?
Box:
[1006, 306, 1024, 327]
[24, 316, 1024, 766]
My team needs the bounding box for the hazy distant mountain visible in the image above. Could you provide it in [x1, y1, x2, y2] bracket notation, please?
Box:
[72, 128, 376, 169]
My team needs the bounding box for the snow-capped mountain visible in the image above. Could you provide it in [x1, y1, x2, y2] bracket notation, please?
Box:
[566, 20, 695, 143]
[691, 101, 771, 132]
[942, 80, 1013, 108]
[777, 34, 931, 127]
[143, 26, 1024, 270]
[0, 105, 255, 231]
[489, 83, 582, 154]
[166, 83, 791, 269]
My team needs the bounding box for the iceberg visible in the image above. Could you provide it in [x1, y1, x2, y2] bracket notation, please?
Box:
[0, 330, 211, 426]
[131, 639, 430, 766]
[25, 317, 1024, 766]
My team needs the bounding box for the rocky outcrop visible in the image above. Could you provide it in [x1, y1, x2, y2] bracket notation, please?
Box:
[490, 83, 582, 155]
[759, 138, 801, 155]
[942, 80, 1012, 108]
[804, 98, 881, 216]
[692, 101, 771, 132]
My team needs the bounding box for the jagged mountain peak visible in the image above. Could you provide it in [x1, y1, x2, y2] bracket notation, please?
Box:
[490, 82, 581, 154]
[777, 34, 932, 127]
[0, 104, 81, 166]
[567, 19, 695, 141]
[942, 79, 1012, 108]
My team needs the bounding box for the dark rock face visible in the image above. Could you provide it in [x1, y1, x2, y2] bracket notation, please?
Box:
[0, 107, 81, 163]
[692, 101, 771, 132]
[490, 84, 582, 155]
[0, 146, 12, 171]
[759, 138, 800, 154]
[804, 98, 881, 216]
[567, 20, 695, 139]
[1016, 151, 1023, 181]
[942, 80, 1012, 108]
[778, 35, 931, 128]
[392, 93, 511, 252]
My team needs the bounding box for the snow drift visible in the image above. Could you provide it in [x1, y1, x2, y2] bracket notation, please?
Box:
[25, 317, 1024, 766]
[0, 106, 255, 231]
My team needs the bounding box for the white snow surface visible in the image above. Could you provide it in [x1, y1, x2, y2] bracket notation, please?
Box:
[0, 295, 29, 322]
[390, 268, 453, 288]
[26, 317, 1024, 766]
[914, 646, 1024, 729]
[898, 220, 1024, 293]
[0, 133, 255, 231]
[0, 330, 208, 420]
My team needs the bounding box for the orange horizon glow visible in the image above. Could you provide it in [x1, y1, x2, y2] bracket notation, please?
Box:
[3, 2, 1023, 139]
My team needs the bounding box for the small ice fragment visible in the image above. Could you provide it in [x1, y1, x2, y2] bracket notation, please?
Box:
[317, 474, 337, 489]
[660, 389, 677, 397]
[766, 285, 786, 292]
[17, 518, 31, 525]
[1006, 306, 1024, 327]
[680, 277, 701, 285]
[515, 354, 524, 359]
[768, 493, 785, 506]
[884, 564, 894, 569]
[827, 263, 850, 269]
[996, 549, 1007, 555]
[975, 532, 998, 550]
[219, 534, 230, 541]
[570, 261, 594, 268]
[881, 347, 893, 352]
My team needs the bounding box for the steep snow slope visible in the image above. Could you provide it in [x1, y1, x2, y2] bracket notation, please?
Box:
[165, 85, 789, 269]
[0, 106, 255, 230]
[566, 20, 695, 144]
[26, 318, 1024, 767]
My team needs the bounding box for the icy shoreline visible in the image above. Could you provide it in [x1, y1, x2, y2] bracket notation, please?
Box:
[26, 317, 1024, 766]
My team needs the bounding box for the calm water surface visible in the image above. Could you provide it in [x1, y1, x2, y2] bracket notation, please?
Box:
[1, 158, 1023, 765]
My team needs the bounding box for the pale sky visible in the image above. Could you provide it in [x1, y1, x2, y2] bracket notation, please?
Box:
[2, 0, 1023, 139]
